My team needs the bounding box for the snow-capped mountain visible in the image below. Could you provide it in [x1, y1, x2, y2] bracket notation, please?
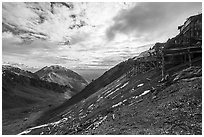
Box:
[3, 62, 39, 72]
[2, 65, 39, 79]
[35, 65, 88, 93]
[2, 65, 74, 110]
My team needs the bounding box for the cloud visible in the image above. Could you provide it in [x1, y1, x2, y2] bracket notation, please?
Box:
[106, 2, 202, 41]
[2, 32, 23, 43]
[2, 2, 134, 44]
[2, 35, 59, 56]
[2, 2, 89, 43]
[33, 56, 78, 65]
[2, 2, 202, 70]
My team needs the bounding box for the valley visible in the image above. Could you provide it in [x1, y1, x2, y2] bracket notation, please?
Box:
[2, 65, 88, 134]
[17, 57, 202, 135]
[2, 3, 202, 135]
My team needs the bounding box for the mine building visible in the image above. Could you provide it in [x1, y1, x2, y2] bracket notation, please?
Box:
[131, 13, 202, 78]
[152, 13, 202, 78]
[176, 13, 202, 45]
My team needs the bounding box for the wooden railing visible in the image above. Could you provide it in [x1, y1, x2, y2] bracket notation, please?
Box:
[161, 45, 202, 77]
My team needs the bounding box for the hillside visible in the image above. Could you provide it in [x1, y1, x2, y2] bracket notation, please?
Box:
[17, 13, 202, 135]
[18, 56, 202, 135]
[35, 65, 88, 93]
[2, 65, 75, 134]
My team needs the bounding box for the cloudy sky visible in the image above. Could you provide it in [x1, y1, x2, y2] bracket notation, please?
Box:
[2, 2, 202, 71]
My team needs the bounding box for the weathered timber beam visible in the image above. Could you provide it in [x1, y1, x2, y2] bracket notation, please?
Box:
[164, 47, 201, 52]
[164, 50, 202, 56]
[163, 46, 201, 52]
[164, 48, 201, 54]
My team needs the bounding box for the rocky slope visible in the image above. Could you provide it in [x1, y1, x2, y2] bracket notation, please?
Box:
[35, 65, 88, 93]
[17, 54, 202, 135]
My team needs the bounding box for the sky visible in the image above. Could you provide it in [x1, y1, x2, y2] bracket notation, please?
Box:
[2, 2, 202, 72]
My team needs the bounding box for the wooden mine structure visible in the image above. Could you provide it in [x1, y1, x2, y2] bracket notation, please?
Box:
[130, 13, 202, 78]
[160, 13, 202, 77]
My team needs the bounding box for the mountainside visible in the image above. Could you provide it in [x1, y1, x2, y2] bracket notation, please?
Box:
[35, 65, 88, 93]
[2, 65, 77, 109]
[32, 58, 138, 124]
[3, 62, 39, 72]
[18, 55, 202, 135]
[2, 65, 76, 134]
[17, 13, 202, 135]
[3, 65, 39, 79]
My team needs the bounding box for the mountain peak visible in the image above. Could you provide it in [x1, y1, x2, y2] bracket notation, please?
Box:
[41, 65, 71, 72]
[35, 65, 88, 93]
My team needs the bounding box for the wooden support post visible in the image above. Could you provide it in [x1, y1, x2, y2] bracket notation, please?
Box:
[184, 54, 186, 63]
[188, 49, 192, 67]
[161, 52, 165, 78]
[137, 64, 139, 74]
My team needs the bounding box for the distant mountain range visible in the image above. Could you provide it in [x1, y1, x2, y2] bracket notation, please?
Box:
[3, 62, 39, 72]
[2, 65, 88, 110]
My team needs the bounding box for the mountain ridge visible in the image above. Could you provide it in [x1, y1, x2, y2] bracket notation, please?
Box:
[2, 65, 88, 134]
[35, 65, 88, 93]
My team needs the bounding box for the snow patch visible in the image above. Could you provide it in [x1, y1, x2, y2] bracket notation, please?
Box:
[79, 109, 83, 112]
[130, 88, 135, 92]
[93, 115, 108, 130]
[137, 83, 144, 87]
[96, 96, 103, 102]
[80, 114, 87, 119]
[132, 96, 138, 99]
[139, 90, 151, 97]
[18, 129, 32, 135]
[88, 104, 94, 110]
[64, 92, 71, 99]
[104, 83, 121, 95]
[120, 82, 129, 88]
[105, 82, 129, 99]
[112, 102, 123, 108]
[18, 118, 68, 135]
[105, 87, 120, 98]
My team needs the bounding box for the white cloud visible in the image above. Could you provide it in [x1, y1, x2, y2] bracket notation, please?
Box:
[2, 2, 202, 70]
[3, 2, 133, 43]
[2, 31, 14, 39]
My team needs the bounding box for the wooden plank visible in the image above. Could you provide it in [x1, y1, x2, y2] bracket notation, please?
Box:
[164, 48, 201, 54]
[166, 46, 201, 50]
[163, 46, 201, 53]
[164, 50, 202, 56]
